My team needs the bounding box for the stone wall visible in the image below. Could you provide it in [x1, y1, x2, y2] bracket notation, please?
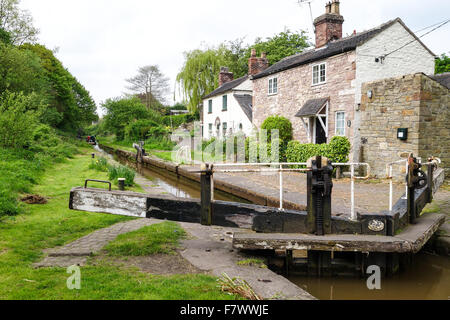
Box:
[252, 51, 356, 146]
[359, 73, 449, 178]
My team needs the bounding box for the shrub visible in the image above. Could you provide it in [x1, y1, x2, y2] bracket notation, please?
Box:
[108, 165, 135, 186]
[161, 114, 195, 128]
[89, 157, 109, 172]
[125, 119, 160, 141]
[0, 92, 39, 149]
[286, 136, 351, 164]
[328, 136, 351, 163]
[261, 116, 293, 143]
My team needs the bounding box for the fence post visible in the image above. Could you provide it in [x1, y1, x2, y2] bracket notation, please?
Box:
[426, 163, 434, 204]
[200, 163, 213, 226]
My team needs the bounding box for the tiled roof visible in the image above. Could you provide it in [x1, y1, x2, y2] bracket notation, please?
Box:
[295, 97, 329, 117]
[234, 94, 253, 122]
[203, 75, 249, 99]
[429, 73, 450, 89]
[252, 18, 435, 80]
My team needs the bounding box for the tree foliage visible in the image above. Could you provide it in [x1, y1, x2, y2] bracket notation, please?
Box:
[21, 44, 98, 129]
[126, 65, 170, 112]
[101, 96, 152, 141]
[0, 91, 39, 148]
[0, 0, 39, 45]
[435, 53, 450, 74]
[177, 29, 310, 113]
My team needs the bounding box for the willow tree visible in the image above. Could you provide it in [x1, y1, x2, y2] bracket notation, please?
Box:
[176, 48, 226, 113]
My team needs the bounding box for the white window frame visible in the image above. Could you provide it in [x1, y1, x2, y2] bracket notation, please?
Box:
[335, 111, 346, 136]
[312, 62, 326, 86]
[268, 76, 278, 95]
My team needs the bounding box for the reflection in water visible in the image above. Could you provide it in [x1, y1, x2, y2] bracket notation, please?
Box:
[289, 253, 450, 300]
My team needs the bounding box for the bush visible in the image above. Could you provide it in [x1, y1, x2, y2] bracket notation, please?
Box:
[0, 92, 39, 149]
[89, 157, 109, 172]
[286, 136, 351, 164]
[161, 114, 195, 129]
[261, 116, 293, 143]
[328, 136, 351, 163]
[108, 165, 135, 186]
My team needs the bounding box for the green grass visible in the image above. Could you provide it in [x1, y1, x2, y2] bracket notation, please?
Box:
[0, 148, 239, 300]
[237, 259, 267, 269]
[104, 222, 186, 256]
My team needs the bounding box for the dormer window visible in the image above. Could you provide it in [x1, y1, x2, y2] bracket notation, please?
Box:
[312, 63, 326, 85]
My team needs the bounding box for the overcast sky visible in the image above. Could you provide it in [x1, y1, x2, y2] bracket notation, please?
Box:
[20, 0, 449, 115]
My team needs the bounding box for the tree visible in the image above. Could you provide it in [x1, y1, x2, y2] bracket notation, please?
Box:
[240, 29, 310, 67]
[0, 42, 47, 95]
[176, 48, 225, 112]
[436, 53, 450, 74]
[101, 96, 152, 141]
[0, 26, 10, 44]
[126, 65, 170, 112]
[0, 0, 39, 45]
[177, 29, 310, 113]
[21, 44, 98, 129]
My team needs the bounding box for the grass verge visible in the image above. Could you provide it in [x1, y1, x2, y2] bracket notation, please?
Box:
[0, 148, 239, 300]
[104, 222, 186, 256]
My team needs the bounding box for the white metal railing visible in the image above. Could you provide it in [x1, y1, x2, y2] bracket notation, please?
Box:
[386, 157, 441, 212]
[209, 162, 370, 220]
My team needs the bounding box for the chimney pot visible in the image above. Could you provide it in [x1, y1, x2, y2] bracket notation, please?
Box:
[313, 0, 344, 48]
[248, 48, 269, 76]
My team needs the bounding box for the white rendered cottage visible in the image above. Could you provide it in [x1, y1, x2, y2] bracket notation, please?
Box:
[202, 67, 255, 140]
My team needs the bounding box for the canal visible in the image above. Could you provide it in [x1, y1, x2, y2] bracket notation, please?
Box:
[96, 145, 450, 300]
[289, 253, 450, 300]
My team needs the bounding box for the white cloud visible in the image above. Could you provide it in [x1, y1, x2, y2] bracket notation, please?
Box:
[20, 0, 449, 114]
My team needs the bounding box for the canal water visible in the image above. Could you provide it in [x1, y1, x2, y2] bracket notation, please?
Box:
[288, 253, 450, 300]
[96, 145, 449, 300]
[95, 145, 246, 203]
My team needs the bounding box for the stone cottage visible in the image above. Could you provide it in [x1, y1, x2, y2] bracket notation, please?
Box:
[251, 0, 436, 162]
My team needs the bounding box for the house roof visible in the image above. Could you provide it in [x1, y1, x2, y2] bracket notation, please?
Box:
[203, 75, 249, 99]
[252, 18, 435, 80]
[429, 73, 450, 89]
[295, 97, 329, 117]
[234, 94, 253, 122]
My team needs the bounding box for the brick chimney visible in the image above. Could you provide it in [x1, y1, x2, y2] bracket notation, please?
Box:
[248, 48, 269, 76]
[219, 67, 234, 87]
[313, 0, 344, 48]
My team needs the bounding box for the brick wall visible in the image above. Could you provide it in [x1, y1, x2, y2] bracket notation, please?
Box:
[359, 73, 449, 178]
[252, 51, 356, 146]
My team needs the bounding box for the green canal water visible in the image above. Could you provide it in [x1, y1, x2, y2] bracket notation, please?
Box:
[289, 253, 450, 300]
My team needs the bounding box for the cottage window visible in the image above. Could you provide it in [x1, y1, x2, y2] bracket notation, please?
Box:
[208, 100, 212, 113]
[208, 123, 213, 135]
[335, 112, 345, 136]
[222, 95, 228, 111]
[268, 77, 278, 95]
[312, 63, 326, 85]
[222, 122, 228, 137]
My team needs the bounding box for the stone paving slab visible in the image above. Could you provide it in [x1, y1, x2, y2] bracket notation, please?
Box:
[34, 219, 158, 268]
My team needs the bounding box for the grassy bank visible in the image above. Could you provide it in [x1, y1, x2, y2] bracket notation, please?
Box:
[0, 147, 238, 300]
